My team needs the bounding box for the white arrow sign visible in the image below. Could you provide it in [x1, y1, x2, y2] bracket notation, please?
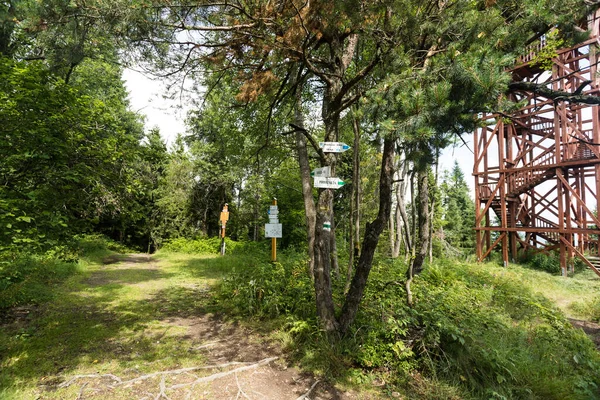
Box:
[314, 177, 345, 189]
[311, 166, 331, 178]
[319, 142, 351, 153]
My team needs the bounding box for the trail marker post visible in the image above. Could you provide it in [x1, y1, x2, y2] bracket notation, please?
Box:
[265, 198, 282, 262]
[219, 203, 229, 256]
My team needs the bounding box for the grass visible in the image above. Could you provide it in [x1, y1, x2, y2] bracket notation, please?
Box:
[0, 250, 241, 399]
[3, 238, 600, 399]
[480, 260, 600, 319]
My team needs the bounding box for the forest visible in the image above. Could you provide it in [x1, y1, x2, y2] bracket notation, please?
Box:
[2, 0, 600, 399]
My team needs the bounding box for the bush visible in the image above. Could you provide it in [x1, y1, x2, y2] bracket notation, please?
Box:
[162, 237, 242, 255]
[525, 252, 561, 273]
[0, 252, 80, 310]
[214, 251, 600, 398]
[216, 249, 314, 319]
[337, 259, 600, 398]
[0, 234, 129, 310]
[412, 262, 600, 399]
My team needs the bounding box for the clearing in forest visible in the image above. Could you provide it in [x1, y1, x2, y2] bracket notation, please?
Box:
[0, 253, 355, 400]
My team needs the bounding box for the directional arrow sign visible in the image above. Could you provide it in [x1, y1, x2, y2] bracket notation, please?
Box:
[310, 166, 331, 178]
[314, 177, 345, 189]
[319, 142, 351, 153]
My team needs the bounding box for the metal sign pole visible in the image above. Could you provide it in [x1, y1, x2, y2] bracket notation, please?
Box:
[271, 198, 277, 262]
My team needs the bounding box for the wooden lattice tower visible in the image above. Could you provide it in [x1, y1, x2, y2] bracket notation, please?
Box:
[474, 10, 600, 276]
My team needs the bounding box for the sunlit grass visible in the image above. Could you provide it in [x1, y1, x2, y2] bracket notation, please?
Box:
[0, 250, 235, 399]
[478, 261, 600, 320]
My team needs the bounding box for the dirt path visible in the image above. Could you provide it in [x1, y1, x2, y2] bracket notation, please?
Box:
[47, 254, 357, 400]
[569, 318, 600, 349]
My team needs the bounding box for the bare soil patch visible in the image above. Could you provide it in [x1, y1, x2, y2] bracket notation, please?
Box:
[569, 318, 600, 349]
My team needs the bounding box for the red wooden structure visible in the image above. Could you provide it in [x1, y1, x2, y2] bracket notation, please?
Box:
[474, 10, 600, 276]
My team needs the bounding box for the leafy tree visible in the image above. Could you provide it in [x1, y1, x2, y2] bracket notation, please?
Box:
[0, 47, 153, 250]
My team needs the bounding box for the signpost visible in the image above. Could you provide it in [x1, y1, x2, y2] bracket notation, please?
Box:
[265, 198, 281, 261]
[219, 204, 229, 256]
[319, 142, 351, 153]
[310, 166, 331, 178]
[313, 177, 345, 189]
[265, 223, 283, 238]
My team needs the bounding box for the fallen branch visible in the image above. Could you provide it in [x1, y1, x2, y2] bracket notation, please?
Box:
[193, 340, 225, 350]
[58, 357, 278, 399]
[169, 357, 279, 390]
[235, 372, 251, 400]
[296, 380, 320, 400]
[59, 374, 122, 388]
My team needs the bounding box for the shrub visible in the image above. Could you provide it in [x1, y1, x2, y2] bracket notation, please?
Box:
[525, 252, 561, 274]
[0, 234, 128, 310]
[216, 250, 314, 319]
[162, 237, 243, 255]
[0, 252, 80, 310]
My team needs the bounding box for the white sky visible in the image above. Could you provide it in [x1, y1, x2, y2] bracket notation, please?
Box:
[122, 68, 189, 146]
[123, 68, 476, 193]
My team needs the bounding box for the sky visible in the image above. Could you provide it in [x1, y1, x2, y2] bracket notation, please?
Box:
[122, 68, 476, 192]
[122, 68, 189, 146]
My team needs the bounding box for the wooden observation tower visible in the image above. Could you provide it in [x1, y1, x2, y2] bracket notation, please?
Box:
[474, 9, 600, 276]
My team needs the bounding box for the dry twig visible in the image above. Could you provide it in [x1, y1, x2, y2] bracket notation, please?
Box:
[295, 380, 320, 400]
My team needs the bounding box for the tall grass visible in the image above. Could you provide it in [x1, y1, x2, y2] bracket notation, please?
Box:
[0, 234, 129, 310]
[216, 252, 600, 399]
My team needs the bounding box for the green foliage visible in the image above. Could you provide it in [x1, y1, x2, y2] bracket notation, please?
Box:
[525, 252, 562, 274]
[0, 55, 147, 252]
[411, 261, 600, 399]
[216, 252, 600, 398]
[531, 30, 566, 70]
[0, 252, 80, 310]
[0, 234, 128, 310]
[521, 251, 587, 275]
[440, 161, 476, 254]
[161, 237, 232, 255]
[216, 250, 314, 319]
[570, 297, 600, 323]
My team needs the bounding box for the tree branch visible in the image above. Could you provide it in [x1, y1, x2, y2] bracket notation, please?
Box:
[289, 123, 326, 164]
[508, 81, 600, 105]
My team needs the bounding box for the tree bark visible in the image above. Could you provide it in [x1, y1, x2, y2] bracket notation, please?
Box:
[412, 167, 430, 276]
[397, 160, 412, 256]
[292, 73, 316, 276]
[339, 136, 394, 334]
[312, 82, 342, 332]
[331, 219, 339, 279]
[346, 110, 361, 291]
[429, 150, 439, 263]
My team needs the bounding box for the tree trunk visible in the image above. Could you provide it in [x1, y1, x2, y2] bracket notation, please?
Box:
[398, 160, 412, 256]
[412, 167, 430, 276]
[331, 219, 339, 278]
[429, 151, 439, 263]
[313, 187, 338, 331]
[339, 136, 394, 334]
[390, 202, 396, 257]
[346, 110, 361, 291]
[311, 82, 341, 332]
[293, 75, 316, 276]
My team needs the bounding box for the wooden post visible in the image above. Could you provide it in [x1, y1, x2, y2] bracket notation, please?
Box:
[271, 198, 277, 262]
[220, 203, 229, 256]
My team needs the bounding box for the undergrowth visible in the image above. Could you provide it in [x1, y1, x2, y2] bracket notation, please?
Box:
[0, 234, 128, 310]
[161, 236, 268, 256]
[216, 252, 600, 399]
